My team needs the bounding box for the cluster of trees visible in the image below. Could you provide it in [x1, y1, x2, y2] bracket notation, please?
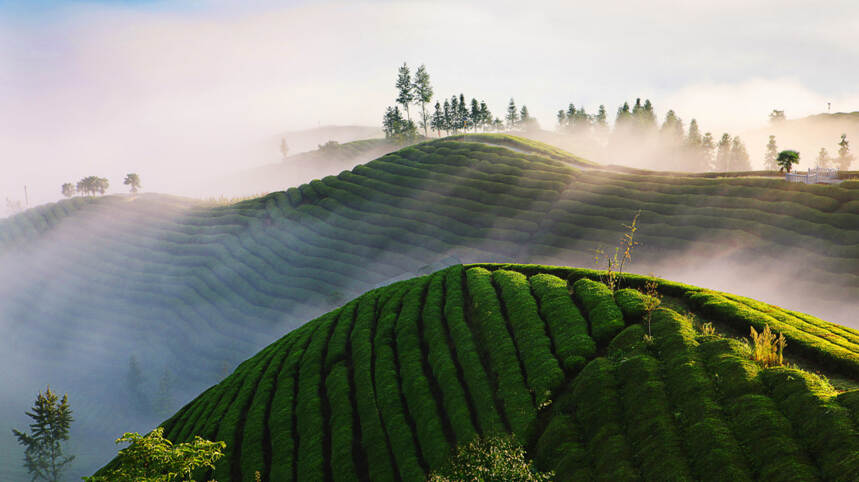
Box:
[61, 173, 141, 198]
[815, 134, 854, 170]
[553, 97, 765, 172]
[383, 63, 533, 139]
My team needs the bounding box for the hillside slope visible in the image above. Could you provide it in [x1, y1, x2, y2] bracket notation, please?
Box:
[135, 264, 859, 481]
[4, 134, 859, 476]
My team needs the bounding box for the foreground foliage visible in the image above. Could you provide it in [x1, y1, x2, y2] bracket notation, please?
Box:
[428, 435, 553, 482]
[87, 427, 224, 482]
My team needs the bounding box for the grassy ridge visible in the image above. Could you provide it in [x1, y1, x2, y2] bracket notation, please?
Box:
[136, 264, 859, 481]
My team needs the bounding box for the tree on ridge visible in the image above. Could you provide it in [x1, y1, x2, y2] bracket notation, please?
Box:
[777, 150, 800, 173]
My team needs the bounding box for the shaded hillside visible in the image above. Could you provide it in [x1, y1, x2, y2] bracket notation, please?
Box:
[4, 134, 859, 476]
[134, 264, 859, 481]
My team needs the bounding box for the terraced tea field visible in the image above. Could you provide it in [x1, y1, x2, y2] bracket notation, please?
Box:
[132, 264, 859, 481]
[3, 134, 859, 476]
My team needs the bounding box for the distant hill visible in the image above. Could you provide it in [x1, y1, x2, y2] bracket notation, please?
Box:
[278, 125, 383, 155]
[740, 112, 859, 170]
[212, 137, 408, 197]
[108, 264, 859, 481]
[3, 134, 859, 476]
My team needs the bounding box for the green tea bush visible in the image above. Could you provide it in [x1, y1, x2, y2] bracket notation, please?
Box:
[349, 294, 398, 481]
[528, 274, 595, 372]
[491, 270, 564, 404]
[569, 357, 638, 479]
[373, 284, 425, 480]
[466, 267, 535, 434]
[760, 367, 859, 480]
[572, 278, 625, 344]
[442, 266, 505, 435]
[421, 273, 478, 443]
[395, 279, 450, 469]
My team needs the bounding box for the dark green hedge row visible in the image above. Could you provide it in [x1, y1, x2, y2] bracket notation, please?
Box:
[687, 291, 859, 379]
[613, 288, 649, 321]
[723, 294, 859, 352]
[295, 314, 338, 482]
[395, 278, 451, 469]
[373, 281, 425, 480]
[615, 354, 693, 480]
[761, 368, 859, 481]
[836, 389, 859, 428]
[650, 309, 753, 481]
[528, 273, 595, 372]
[348, 293, 398, 481]
[325, 362, 359, 482]
[238, 337, 295, 481]
[421, 273, 478, 443]
[569, 357, 638, 479]
[572, 278, 626, 344]
[211, 343, 282, 481]
[465, 267, 535, 434]
[491, 270, 564, 405]
[442, 266, 505, 435]
[697, 338, 819, 480]
[533, 414, 592, 479]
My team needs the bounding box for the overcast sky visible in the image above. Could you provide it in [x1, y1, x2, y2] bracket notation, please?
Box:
[2, 0, 859, 208]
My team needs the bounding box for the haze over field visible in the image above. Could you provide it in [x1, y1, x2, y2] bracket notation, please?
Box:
[3, 0, 859, 209]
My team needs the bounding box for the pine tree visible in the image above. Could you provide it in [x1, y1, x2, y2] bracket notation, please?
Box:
[412, 64, 433, 136]
[506, 98, 519, 130]
[478, 101, 491, 132]
[431, 101, 444, 137]
[13, 387, 75, 482]
[764, 135, 779, 170]
[716, 133, 732, 171]
[457, 94, 468, 131]
[395, 63, 414, 121]
[615, 101, 632, 127]
[596, 105, 607, 128]
[701, 132, 716, 171]
[520, 105, 530, 123]
[661, 110, 684, 141]
[443, 99, 452, 134]
[470, 98, 480, 132]
[556, 110, 566, 129]
[730, 136, 751, 171]
[641, 99, 657, 131]
[573, 106, 590, 133]
[565, 103, 576, 131]
[817, 147, 831, 168]
[837, 133, 854, 170]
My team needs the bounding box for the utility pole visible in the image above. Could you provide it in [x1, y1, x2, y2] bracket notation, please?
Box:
[23, 185, 28, 208]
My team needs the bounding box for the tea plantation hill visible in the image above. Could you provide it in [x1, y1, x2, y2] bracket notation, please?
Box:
[4, 134, 859, 475]
[118, 264, 859, 481]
